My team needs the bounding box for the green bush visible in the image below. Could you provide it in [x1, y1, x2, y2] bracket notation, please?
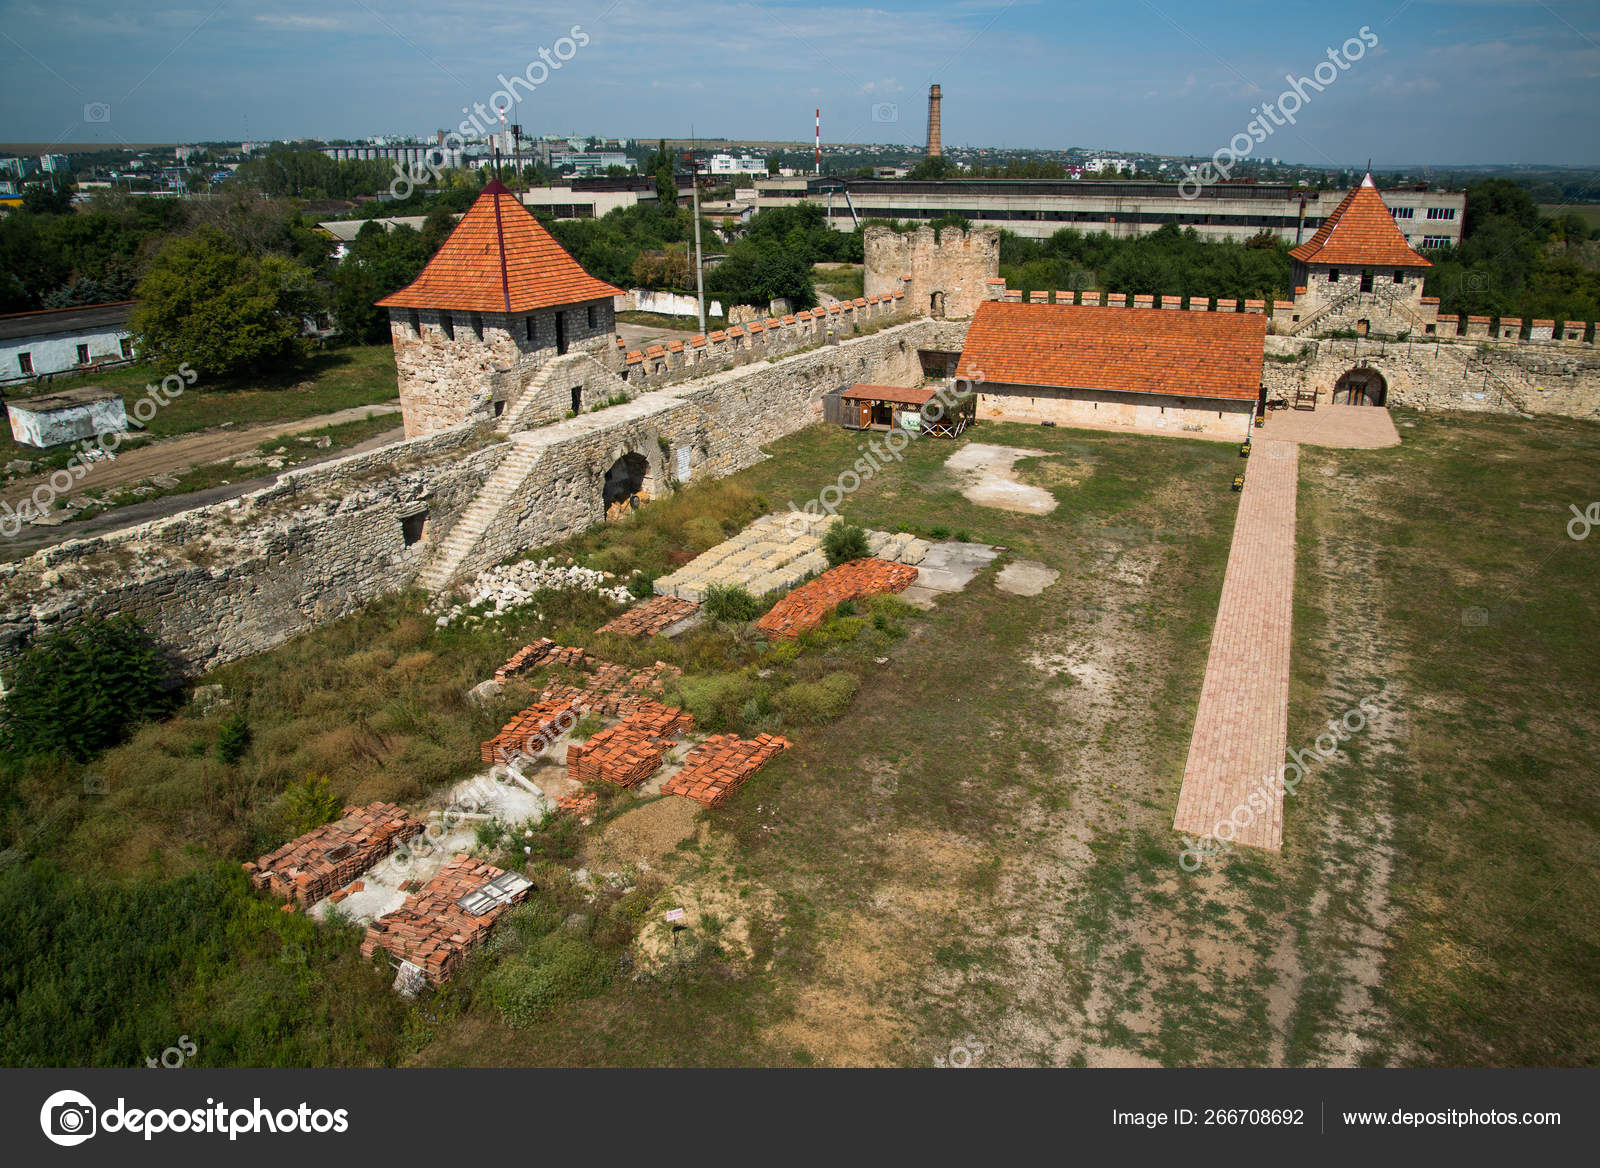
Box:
[626, 572, 657, 600]
[822, 522, 871, 567]
[928, 525, 951, 540]
[482, 935, 609, 1027]
[673, 672, 760, 730]
[0, 616, 179, 762]
[774, 671, 860, 724]
[702, 583, 762, 623]
[280, 773, 342, 835]
[954, 529, 973, 542]
[215, 712, 252, 765]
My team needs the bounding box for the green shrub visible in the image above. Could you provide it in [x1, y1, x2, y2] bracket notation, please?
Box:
[683, 515, 726, 551]
[764, 640, 801, 666]
[482, 935, 609, 1027]
[0, 615, 180, 762]
[774, 671, 859, 724]
[280, 773, 342, 835]
[928, 525, 951, 540]
[835, 599, 856, 617]
[215, 712, 252, 765]
[674, 672, 760, 730]
[822, 522, 870, 567]
[571, 714, 605, 741]
[954, 529, 973, 542]
[702, 583, 762, 623]
[626, 572, 656, 600]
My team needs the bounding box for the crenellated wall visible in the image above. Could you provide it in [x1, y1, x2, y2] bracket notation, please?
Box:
[865, 225, 1000, 320]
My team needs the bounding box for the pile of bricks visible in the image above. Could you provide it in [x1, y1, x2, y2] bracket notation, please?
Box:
[556, 790, 599, 818]
[532, 659, 683, 718]
[564, 701, 695, 788]
[244, 802, 425, 906]
[597, 595, 700, 638]
[360, 854, 529, 987]
[480, 696, 582, 764]
[755, 558, 919, 640]
[493, 638, 590, 684]
[663, 733, 791, 807]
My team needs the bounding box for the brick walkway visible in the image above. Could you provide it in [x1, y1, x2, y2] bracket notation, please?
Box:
[1172, 439, 1299, 852]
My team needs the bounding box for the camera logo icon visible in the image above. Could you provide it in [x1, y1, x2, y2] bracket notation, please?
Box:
[40, 1089, 97, 1146]
[870, 102, 898, 123]
[83, 102, 112, 124]
[1460, 272, 1488, 293]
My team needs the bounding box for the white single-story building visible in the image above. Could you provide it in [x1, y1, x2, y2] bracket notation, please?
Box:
[0, 301, 136, 385]
[6, 385, 128, 448]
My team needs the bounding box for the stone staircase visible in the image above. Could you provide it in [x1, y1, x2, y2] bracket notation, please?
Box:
[415, 433, 546, 592]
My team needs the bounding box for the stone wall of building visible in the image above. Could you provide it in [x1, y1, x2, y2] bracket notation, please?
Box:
[977, 385, 1254, 437]
[389, 298, 615, 437]
[864, 225, 1000, 319]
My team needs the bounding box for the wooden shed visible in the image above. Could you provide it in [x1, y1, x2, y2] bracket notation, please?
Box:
[839, 383, 938, 432]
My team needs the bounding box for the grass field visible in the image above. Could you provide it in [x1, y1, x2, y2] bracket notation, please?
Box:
[2, 408, 1596, 1066]
[1542, 204, 1600, 231]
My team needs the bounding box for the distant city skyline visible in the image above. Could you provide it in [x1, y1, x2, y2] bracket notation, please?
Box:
[1, 0, 1596, 167]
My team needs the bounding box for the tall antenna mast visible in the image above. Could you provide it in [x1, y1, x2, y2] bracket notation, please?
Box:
[815, 108, 821, 175]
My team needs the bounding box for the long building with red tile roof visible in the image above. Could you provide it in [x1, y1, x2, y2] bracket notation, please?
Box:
[955, 299, 1264, 438]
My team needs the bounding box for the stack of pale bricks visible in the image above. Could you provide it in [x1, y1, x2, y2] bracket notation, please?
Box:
[663, 733, 791, 807]
[596, 595, 700, 638]
[359, 854, 529, 986]
[244, 802, 425, 907]
[566, 700, 696, 788]
[756, 558, 919, 640]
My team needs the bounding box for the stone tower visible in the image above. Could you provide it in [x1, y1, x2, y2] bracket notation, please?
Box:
[927, 84, 942, 157]
[864, 223, 998, 319]
[377, 180, 623, 437]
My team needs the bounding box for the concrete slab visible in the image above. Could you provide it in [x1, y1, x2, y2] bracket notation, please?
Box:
[944, 443, 1057, 514]
[996, 559, 1060, 596]
[913, 541, 1002, 593]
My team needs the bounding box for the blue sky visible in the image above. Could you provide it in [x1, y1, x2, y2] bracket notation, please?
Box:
[1, 0, 1596, 164]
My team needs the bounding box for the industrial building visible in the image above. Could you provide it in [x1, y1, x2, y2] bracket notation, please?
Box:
[754, 175, 1465, 247]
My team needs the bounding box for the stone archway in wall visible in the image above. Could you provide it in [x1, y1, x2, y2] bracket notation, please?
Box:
[1332, 366, 1388, 406]
[599, 439, 667, 522]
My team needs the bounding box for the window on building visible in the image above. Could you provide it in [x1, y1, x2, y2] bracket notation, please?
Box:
[587, 304, 597, 329]
[525, 315, 536, 342]
[400, 511, 428, 547]
[17, 352, 32, 375]
[1391, 206, 1414, 219]
[441, 314, 455, 340]
[120, 338, 133, 358]
[408, 309, 421, 335]
[1422, 235, 1451, 248]
[1328, 269, 1339, 283]
[1426, 206, 1457, 220]
[1394, 270, 1405, 284]
[76, 343, 89, 365]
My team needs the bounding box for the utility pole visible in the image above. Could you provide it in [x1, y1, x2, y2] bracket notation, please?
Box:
[687, 149, 706, 333]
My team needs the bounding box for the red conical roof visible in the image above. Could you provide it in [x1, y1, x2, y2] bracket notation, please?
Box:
[1289, 175, 1431, 269]
[377, 181, 622, 313]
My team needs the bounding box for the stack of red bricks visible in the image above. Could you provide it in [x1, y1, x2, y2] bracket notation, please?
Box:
[565, 700, 696, 788]
[493, 639, 590, 684]
[533, 659, 683, 717]
[480, 696, 581, 764]
[359, 854, 528, 987]
[556, 790, 599, 818]
[597, 595, 700, 638]
[244, 802, 424, 906]
[756, 558, 919, 640]
[663, 734, 791, 807]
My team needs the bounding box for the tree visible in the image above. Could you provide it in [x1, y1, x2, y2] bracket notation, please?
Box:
[21, 183, 72, 215]
[131, 226, 319, 378]
[908, 156, 961, 181]
[653, 138, 677, 210]
[0, 616, 179, 762]
[329, 221, 430, 343]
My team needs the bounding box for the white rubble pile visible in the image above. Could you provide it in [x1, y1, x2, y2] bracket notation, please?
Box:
[434, 557, 633, 626]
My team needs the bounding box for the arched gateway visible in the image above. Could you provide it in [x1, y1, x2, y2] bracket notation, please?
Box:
[1332, 367, 1388, 406]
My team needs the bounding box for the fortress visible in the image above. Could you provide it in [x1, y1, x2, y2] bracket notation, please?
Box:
[1, 176, 1597, 679]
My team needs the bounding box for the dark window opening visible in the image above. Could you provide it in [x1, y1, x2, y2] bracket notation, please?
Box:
[119, 338, 132, 358]
[493, 400, 506, 418]
[408, 309, 421, 334]
[76, 343, 89, 365]
[400, 511, 428, 546]
[1328, 269, 1339, 283]
[1393, 270, 1404, 284]
[571, 386, 582, 414]
[469, 312, 484, 339]
[586, 304, 598, 329]
[525, 315, 535, 342]
[1360, 270, 1373, 293]
[555, 312, 568, 355]
[18, 352, 32, 374]
[441, 314, 455, 340]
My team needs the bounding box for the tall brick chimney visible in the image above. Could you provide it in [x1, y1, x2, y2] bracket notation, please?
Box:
[927, 84, 942, 158]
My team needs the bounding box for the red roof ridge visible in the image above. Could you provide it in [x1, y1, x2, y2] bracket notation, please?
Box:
[1289, 179, 1431, 269]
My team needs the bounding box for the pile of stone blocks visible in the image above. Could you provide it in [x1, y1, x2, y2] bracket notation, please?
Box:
[756, 558, 920, 640]
[565, 700, 696, 788]
[245, 802, 425, 906]
[359, 854, 529, 987]
[663, 733, 792, 807]
[481, 696, 582, 764]
[653, 513, 930, 604]
[597, 595, 700, 638]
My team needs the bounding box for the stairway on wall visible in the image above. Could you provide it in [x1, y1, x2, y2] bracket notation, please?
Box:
[415, 432, 547, 592]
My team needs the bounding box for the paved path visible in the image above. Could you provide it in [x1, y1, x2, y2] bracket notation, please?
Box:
[1172, 438, 1299, 852]
[1258, 403, 1400, 449]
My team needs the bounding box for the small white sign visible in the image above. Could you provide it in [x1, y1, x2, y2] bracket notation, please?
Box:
[676, 446, 692, 481]
[663, 908, 685, 922]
